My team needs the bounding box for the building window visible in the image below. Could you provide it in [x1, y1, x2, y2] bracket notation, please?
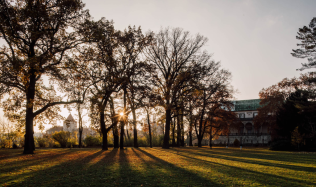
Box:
[239, 113, 245, 118]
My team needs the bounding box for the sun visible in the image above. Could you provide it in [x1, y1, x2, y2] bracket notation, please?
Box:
[119, 112, 124, 117]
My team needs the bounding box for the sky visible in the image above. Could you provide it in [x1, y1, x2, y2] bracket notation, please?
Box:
[1, 0, 316, 131]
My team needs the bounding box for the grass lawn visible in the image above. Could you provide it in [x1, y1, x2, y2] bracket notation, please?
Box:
[0, 147, 315, 187]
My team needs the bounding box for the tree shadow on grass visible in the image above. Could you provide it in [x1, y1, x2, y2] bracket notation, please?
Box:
[1, 149, 75, 178]
[1, 149, 108, 187]
[194, 147, 316, 164]
[136, 148, 221, 186]
[167, 148, 316, 187]
[169, 148, 316, 173]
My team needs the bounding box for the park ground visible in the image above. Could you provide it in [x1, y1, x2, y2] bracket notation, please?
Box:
[0, 147, 315, 187]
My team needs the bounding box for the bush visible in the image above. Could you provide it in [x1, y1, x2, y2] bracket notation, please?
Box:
[233, 139, 240, 147]
[37, 137, 47, 148]
[138, 136, 149, 147]
[84, 136, 101, 147]
[270, 139, 293, 151]
[19, 138, 25, 148]
[52, 131, 70, 148]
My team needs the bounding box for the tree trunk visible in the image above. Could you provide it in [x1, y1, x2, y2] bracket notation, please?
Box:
[79, 130, 83, 148]
[100, 111, 108, 150]
[162, 109, 171, 149]
[172, 117, 176, 147]
[113, 126, 119, 148]
[177, 112, 181, 147]
[209, 126, 212, 148]
[120, 88, 127, 150]
[180, 109, 184, 146]
[147, 111, 152, 148]
[132, 109, 138, 148]
[198, 136, 202, 147]
[189, 127, 193, 146]
[24, 70, 36, 154]
[120, 120, 124, 149]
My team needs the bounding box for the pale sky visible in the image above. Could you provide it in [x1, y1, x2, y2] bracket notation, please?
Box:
[82, 0, 315, 100]
[1, 0, 316, 131]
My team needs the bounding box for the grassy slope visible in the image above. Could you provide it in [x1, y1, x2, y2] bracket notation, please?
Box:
[0, 147, 315, 187]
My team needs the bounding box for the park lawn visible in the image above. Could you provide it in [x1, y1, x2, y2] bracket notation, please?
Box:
[0, 147, 315, 187]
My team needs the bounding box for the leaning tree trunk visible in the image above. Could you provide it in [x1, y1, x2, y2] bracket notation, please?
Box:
[162, 109, 171, 149]
[24, 70, 36, 154]
[147, 111, 152, 148]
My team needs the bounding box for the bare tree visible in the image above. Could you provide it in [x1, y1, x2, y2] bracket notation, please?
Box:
[145, 28, 210, 148]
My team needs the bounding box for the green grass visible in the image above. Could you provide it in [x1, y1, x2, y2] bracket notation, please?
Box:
[0, 147, 315, 186]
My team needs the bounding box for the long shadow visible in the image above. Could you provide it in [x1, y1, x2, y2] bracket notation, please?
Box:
[191, 147, 316, 164]
[130, 148, 169, 187]
[1, 149, 107, 186]
[169, 148, 316, 173]
[1, 149, 75, 174]
[137, 148, 221, 186]
[166, 148, 316, 186]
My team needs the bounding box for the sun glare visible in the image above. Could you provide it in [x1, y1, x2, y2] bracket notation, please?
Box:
[119, 112, 124, 117]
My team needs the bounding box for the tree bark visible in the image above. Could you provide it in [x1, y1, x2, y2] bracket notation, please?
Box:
[79, 130, 83, 148]
[162, 109, 171, 149]
[100, 111, 108, 150]
[177, 111, 181, 147]
[132, 109, 138, 148]
[120, 88, 127, 150]
[120, 120, 124, 149]
[113, 126, 119, 148]
[147, 111, 152, 148]
[24, 69, 36, 154]
[209, 126, 212, 148]
[172, 117, 176, 147]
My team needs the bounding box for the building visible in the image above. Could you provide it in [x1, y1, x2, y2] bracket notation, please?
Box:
[213, 99, 271, 146]
[46, 114, 97, 139]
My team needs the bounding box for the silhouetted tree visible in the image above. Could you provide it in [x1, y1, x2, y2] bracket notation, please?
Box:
[146, 28, 209, 149]
[292, 17, 316, 71]
[0, 0, 89, 154]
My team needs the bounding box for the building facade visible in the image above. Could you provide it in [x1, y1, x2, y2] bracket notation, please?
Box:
[212, 99, 271, 146]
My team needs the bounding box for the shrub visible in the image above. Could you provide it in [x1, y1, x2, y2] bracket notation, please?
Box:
[37, 137, 47, 148]
[233, 139, 240, 147]
[270, 139, 293, 151]
[138, 136, 149, 147]
[84, 136, 101, 147]
[19, 138, 25, 148]
[52, 131, 70, 148]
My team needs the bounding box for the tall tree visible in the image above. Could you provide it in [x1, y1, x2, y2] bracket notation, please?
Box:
[292, 17, 316, 71]
[145, 28, 209, 149]
[0, 0, 89, 154]
[119, 26, 153, 148]
[84, 18, 125, 150]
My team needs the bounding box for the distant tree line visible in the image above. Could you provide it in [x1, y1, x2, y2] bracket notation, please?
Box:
[0, 0, 235, 154]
